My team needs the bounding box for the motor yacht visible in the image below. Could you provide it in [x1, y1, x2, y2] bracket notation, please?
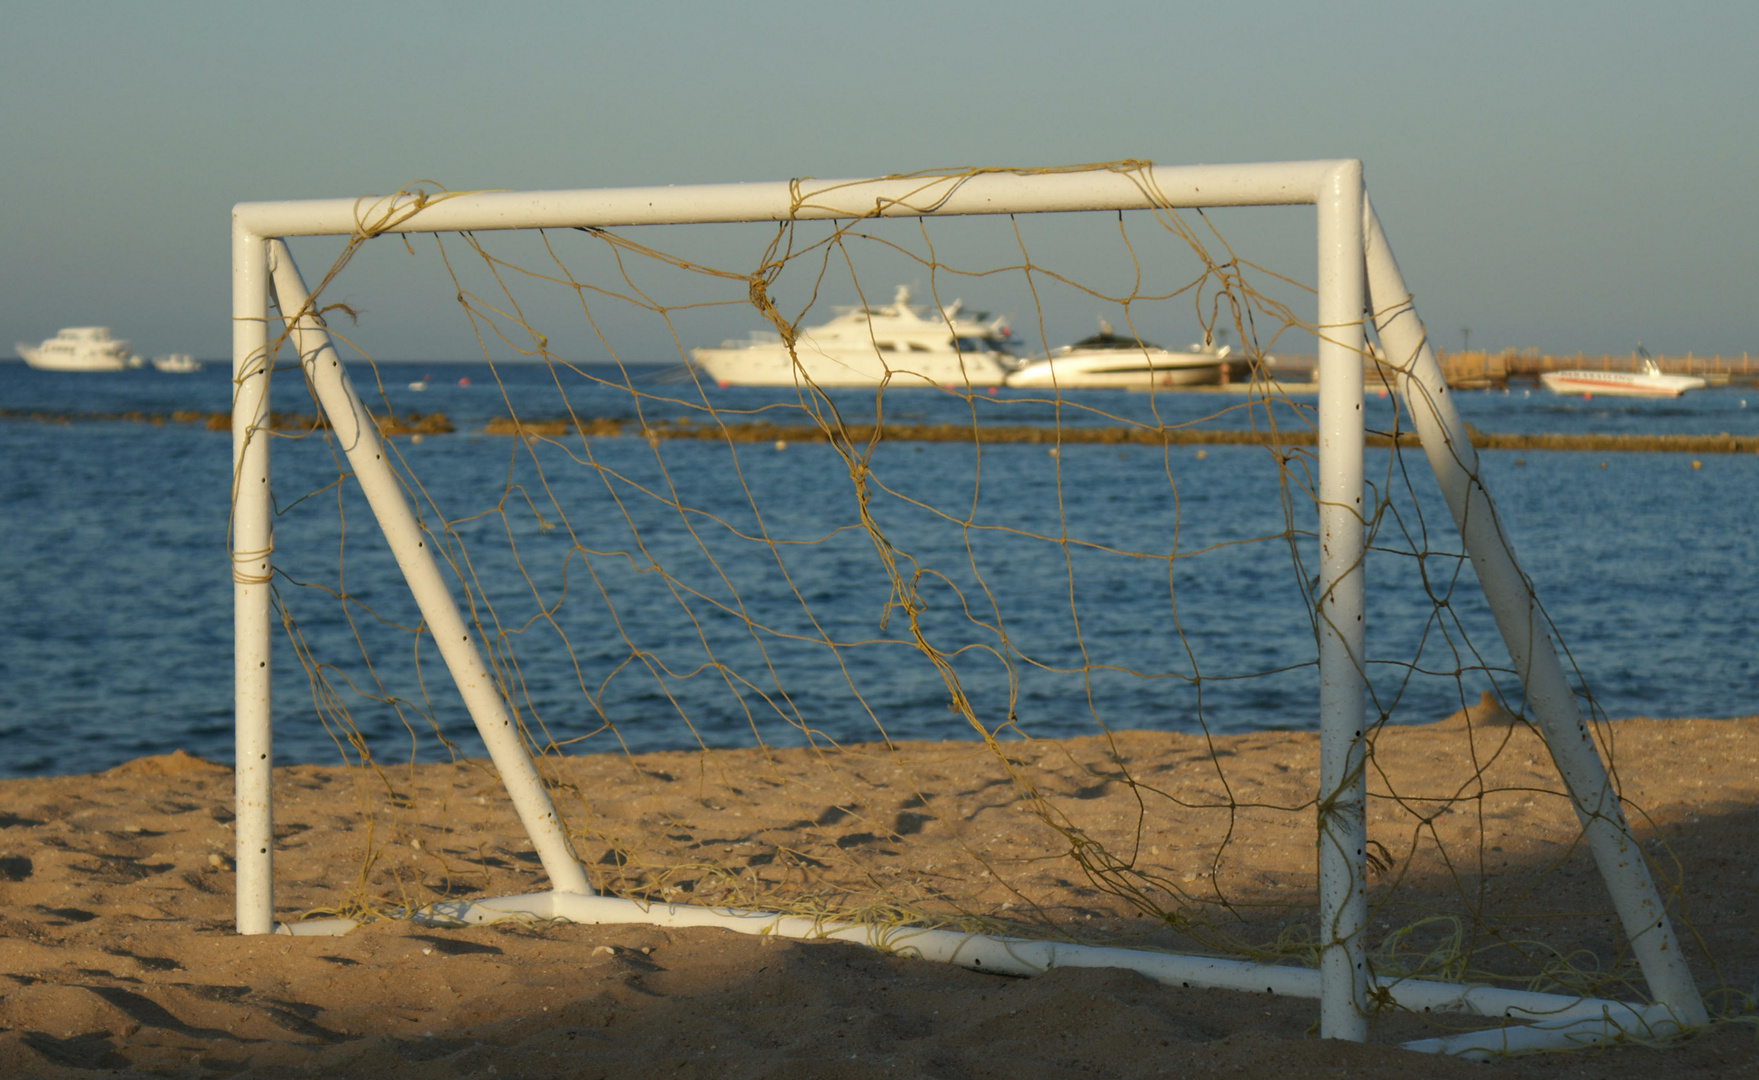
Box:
[1005, 319, 1239, 390]
[691, 285, 1015, 387]
[16, 327, 135, 372]
[1540, 353, 1706, 398]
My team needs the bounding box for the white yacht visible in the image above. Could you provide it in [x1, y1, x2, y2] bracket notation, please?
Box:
[1005, 319, 1240, 390]
[691, 286, 1016, 387]
[151, 353, 201, 373]
[16, 327, 135, 372]
[1540, 352, 1706, 398]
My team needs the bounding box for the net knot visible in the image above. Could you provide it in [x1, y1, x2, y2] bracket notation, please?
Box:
[231, 544, 274, 585]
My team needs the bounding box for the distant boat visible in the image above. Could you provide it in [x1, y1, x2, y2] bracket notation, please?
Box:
[691, 285, 1016, 387]
[16, 327, 134, 372]
[1540, 351, 1706, 398]
[151, 353, 201, 374]
[409, 375, 432, 391]
[1005, 318, 1240, 390]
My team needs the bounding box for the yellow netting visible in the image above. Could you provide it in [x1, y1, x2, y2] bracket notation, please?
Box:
[253, 166, 1716, 1036]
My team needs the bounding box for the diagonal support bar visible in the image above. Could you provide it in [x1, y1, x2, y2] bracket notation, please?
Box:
[1361, 196, 1706, 1028]
[265, 240, 592, 900]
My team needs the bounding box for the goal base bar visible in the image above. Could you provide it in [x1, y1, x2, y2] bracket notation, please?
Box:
[275, 890, 1686, 1059]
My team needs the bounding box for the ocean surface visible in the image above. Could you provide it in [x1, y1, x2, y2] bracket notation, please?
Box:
[2, 359, 1755, 778]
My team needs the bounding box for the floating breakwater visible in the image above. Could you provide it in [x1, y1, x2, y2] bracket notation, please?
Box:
[6, 408, 1758, 455]
[0, 408, 455, 435]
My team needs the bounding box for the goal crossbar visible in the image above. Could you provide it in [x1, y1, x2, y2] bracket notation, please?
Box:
[230, 161, 1706, 1054]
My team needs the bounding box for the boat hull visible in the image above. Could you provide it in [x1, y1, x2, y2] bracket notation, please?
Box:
[692, 343, 1011, 388]
[1004, 349, 1234, 390]
[1539, 371, 1707, 398]
[17, 348, 128, 372]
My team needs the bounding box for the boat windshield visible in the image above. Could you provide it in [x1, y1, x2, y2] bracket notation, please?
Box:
[1070, 331, 1159, 350]
[951, 337, 993, 354]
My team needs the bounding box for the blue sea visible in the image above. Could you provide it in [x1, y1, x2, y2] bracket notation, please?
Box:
[2, 359, 1755, 778]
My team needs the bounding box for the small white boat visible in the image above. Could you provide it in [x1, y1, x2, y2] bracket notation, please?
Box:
[16, 327, 133, 372]
[691, 285, 1016, 387]
[1005, 319, 1239, 390]
[1540, 354, 1706, 398]
[409, 375, 432, 391]
[151, 353, 201, 373]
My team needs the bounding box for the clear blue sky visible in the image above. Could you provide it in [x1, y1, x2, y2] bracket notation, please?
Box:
[3, 1, 1754, 360]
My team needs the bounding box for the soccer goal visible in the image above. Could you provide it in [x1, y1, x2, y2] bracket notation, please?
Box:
[230, 161, 1707, 1057]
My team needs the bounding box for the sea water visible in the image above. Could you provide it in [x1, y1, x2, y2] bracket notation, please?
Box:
[1, 361, 1754, 777]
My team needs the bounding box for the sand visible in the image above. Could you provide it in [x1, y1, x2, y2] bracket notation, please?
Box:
[3, 710, 1759, 1078]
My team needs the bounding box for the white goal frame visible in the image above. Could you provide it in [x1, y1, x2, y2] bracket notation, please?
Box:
[230, 161, 1706, 1057]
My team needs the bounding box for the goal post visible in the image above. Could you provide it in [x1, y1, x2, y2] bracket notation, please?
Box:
[229, 160, 1707, 1055]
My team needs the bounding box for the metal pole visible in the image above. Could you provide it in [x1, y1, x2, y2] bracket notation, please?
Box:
[232, 162, 1356, 239]
[231, 218, 275, 935]
[265, 241, 592, 898]
[1315, 160, 1369, 1041]
[1360, 196, 1707, 1029]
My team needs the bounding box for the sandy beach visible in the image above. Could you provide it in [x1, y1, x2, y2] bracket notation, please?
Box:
[4, 710, 1758, 1078]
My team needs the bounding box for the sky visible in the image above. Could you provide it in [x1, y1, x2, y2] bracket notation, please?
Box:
[2, 1, 1755, 362]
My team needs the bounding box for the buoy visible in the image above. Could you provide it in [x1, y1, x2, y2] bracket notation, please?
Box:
[458, 377, 472, 387]
[718, 380, 731, 389]
[987, 387, 998, 395]
[774, 440, 787, 451]
[1047, 447, 1059, 458]
[1195, 449, 1208, 460]
[1691, 460, 1702, 470]
[1582, 392, 1591, 401]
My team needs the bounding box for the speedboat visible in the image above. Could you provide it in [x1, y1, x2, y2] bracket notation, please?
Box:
[1540, 351, 1706, 398]
[1004, 319, 1239, 389]
[691, 285, 1016, 387]
[151, 353, 201, 373]
[16, 327, 134, 372]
